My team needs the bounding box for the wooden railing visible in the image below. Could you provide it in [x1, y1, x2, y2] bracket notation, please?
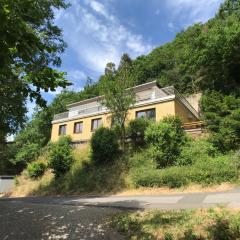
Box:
[183, 121, 204, 130]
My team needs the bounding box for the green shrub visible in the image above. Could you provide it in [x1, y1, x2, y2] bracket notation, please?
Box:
[127, 118, 151, 149]
[90, 127, 119, 164]
[48, 136, 74, 178]
[145, 116, 187, 168]
[15, 143, 40, 166]
[128, 149, 157, 169]
[27, 162, 47, 179]
[210, 109, 240, 153]
[201, 91, 240, 152]
[131, 154, 238, 188]
[177, 139, 218, 166]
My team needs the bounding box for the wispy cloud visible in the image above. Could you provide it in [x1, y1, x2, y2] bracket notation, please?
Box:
[89, 0, 114, 20]
[166, 0, 224, 27]
[67, 70, 86, 82]
[55, 0, 153, 74]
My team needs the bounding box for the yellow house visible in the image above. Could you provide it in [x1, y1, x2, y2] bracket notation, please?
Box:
[51, 81, 201, 143]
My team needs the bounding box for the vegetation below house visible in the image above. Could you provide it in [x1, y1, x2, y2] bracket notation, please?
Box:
[2, 0, 240, 198]
[112, 208, 240, 240]
[2, 0, 240, 176]
[9, 117, 240, 197]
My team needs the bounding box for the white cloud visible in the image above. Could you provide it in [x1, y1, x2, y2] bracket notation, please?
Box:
[55, 0, 153, 74]
[166, 0, 224, 27]
[67, 70, 87, 81]
[47, 87, 63, 96]
[89, 0, 114, 20]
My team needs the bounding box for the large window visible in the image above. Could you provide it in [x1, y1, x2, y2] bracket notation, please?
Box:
[74, 122, 83, 133]
[58, 124, 67, 136]
[136, 108, 156, 120]
[91, 118, 102, 131]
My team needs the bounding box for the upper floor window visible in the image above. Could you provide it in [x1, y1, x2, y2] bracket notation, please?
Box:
[91, 118, 102, 131]
[74, 122, 83, 134]
[58, 124, 67, 136]
[136, 108, 156, 120]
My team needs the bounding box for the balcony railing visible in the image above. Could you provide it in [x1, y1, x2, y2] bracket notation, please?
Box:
[53, 105, 104, 121]
[53, 86, 199, 121]
[53, 112, 69, 121]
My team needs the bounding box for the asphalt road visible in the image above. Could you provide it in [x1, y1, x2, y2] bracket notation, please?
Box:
[0, 200, 124, 240]
[1, 189, 240, 239]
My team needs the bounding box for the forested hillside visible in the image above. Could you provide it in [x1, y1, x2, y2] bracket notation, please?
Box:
[1, 0, 240, 175]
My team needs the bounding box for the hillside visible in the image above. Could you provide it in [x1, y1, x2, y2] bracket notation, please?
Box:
[1, 0, 240, 176]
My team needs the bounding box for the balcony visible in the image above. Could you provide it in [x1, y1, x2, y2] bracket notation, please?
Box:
[52, 86, 199, 122]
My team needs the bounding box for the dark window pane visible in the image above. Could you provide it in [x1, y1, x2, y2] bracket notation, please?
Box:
[91, 118, 102, 131]
[59, 124, 66, 136]
[136, 108, 156, 120]
[74, 122, 83, 133]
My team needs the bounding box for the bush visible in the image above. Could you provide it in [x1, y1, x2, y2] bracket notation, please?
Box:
[210, 109, 240, 153]
[27, 162, 46, 179]
[48, 136, 74, 178]
[91, 127, 119, 164]
[131, 154, 238, 188]
[0, 143, 21, 175]
[201, 91, 240, 152]
[177, 139, 218, 166]
[126, 118, 151, 149]
[15, 143, 40, 166]
[145, 116, 187, 168]
[128, 149, 157, 169]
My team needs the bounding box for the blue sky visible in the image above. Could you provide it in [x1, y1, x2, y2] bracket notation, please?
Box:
[28, 0, 224, 116]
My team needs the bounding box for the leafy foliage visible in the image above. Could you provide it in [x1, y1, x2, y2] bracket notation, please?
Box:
[145, 116, 187, 168]
[48, 136, 74, 178]
[201, 91, 240, 152]
[90, 127, 119, 164]
[131, 154, 238, 188]
[5, 85, 100, 174]
[0, 143, 20, 175]
[177, 139, 218, 166]
[15, 143, 41, 167]
[126, 118, 151, 149]
[0, 0, 70, 139]
[99, 54, 136, 148]
[128, 2, 240, 96]
[27, 162, 47, 179]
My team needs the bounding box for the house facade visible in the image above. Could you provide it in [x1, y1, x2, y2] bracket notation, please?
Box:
[51, 81, 201, 143]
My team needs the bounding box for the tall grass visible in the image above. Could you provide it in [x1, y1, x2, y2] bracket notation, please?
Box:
[10, 140, 240, 196]
[112, 208, 240, 240]
[34, 146, 130, 195]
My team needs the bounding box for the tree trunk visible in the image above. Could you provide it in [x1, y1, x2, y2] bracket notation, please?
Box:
[120, 122, 126, 151]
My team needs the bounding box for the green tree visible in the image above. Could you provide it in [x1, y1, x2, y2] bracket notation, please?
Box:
[201, 91, 240, 152]
[99, 54, 136, 149]
[145, 116, 187, 168]
[91, 127, 119, 164]
[0, 0, 70, 141]
[48, 136, 73, 178]
[127, 118, 151, 149]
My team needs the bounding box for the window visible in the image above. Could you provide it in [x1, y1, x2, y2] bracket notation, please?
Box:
[136, 108, 156, 120]
[74, 122, 83, 133]
[91, 118, 102, 131]
[58, 124, 66, 136]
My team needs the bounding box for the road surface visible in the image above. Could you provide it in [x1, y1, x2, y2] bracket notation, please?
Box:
[0, 200, 123, 240]
[0, 188, 240, 239]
